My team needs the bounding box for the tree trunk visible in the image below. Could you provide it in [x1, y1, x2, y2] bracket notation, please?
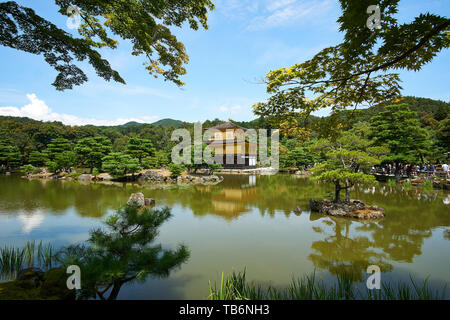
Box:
[334, 182, 341, 203]
[344, 179, 351, 203]
[107, 282, 123, 300]
[89, 167, 93, 174]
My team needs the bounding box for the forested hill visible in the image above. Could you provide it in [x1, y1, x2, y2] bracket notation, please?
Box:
[356, 96, 449, 121]
[0, 96, 448, 132]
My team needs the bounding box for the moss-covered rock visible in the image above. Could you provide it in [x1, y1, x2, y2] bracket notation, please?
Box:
[0, 268, 76, 300]
[40, 268, 76, 300]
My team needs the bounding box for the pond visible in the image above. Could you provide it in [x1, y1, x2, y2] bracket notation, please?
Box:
[0, 174, 449, 299]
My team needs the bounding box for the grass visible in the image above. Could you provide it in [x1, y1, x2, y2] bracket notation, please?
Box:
[0, 241, 55, 280]
[422, 180, 434, 190]
[208, 270, 447, 300]
[403, 180, 412, 190]
[387, 179, 397, 187]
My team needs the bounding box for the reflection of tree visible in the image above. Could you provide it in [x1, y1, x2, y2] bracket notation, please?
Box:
[353, 187, 450, 263]
[445, 230, 450, 241]
[309, 184, 450, 278]
[57, 206, 189, 300]
[308, 215, 392, 281]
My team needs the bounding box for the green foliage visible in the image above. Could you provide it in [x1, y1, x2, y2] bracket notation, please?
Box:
[102, 152, 140, 178]
[56, 206, 190, 300]
[75, 136, 112, 173]
[20, 164, 35, 175]
[126, 137, 155, 166]
[0, 139, 21, 169]
[142, 150, 170, 169]
[422, 181, 434, 190]
[29, 151, 46, 167]
[0, 0, 215, 89]
[253, 0, 449, 133]
[185, 143, 220, 173]
[45, 150, 77, 173]
[168, 163, 185, 178]
[44, 138, 73, 161]
[311, 127, 384, 203]
[369, 104, 431, 164]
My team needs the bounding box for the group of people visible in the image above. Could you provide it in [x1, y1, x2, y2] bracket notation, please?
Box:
[372, 163, 450, 178]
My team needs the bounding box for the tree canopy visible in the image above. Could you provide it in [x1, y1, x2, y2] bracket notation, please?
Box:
[0, 0, 215, 90]
[253, 0, 449, 132]
[311, 125, 388, 203]
[369, 104, 430, 165]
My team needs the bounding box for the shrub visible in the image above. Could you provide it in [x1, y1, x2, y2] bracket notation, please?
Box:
[168, 163, 185, 178]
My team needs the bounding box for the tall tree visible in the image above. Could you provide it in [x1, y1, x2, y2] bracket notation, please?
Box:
[75, 136, 112, 173]
[0, 0, 215, 90]
[0, 139, 20, 170]
[369, 104, 430, 168]
[44, 138, 73, 160]
[126, 137, 155, 166]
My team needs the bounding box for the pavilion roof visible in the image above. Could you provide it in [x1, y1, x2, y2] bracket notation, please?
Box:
[205, 120, 248, 131]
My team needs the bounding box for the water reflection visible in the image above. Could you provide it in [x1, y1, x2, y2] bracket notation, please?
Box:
[18, 210, 45, 233]
[0, 174, 449, 297]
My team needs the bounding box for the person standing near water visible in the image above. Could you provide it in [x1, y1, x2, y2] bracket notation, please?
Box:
[442, 163, 449, 179]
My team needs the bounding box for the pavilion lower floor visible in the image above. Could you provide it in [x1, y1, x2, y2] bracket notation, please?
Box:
[213, 154, 257, 169]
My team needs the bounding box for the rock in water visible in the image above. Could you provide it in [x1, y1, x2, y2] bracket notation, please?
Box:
[144, 198, 156, 206]
[78, 174, 92, 182]
[127, 193, 145, 207]
[309, 198, 385, 219]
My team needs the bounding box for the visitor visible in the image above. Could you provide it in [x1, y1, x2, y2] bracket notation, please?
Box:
[406, 164, 412, 177]
[430, 164, 436, 176]
[442, 163, 449, 179]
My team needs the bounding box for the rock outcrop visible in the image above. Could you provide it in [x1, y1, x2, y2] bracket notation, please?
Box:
[310, 199, 385, 219]
[127, 193, 155, 208]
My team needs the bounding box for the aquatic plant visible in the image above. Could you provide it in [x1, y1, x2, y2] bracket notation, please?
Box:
[0, 241, 56, 280]
[208, 270, 447, 300]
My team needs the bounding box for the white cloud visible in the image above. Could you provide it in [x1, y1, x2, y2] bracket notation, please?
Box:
[218, 105, 242, 114]
[0, 93, 159, 126]
[248, 0, 334, 31]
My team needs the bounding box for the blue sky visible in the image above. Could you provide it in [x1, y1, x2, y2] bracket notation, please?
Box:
[0, 0, 449, 126]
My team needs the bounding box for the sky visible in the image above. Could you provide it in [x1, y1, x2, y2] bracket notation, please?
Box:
[0, 0, 449, 126]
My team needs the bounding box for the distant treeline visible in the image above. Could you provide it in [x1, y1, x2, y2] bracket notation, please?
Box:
[0, 96, 448, 172]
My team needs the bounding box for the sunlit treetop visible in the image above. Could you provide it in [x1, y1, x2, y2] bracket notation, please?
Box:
[0, 0, 215, 90]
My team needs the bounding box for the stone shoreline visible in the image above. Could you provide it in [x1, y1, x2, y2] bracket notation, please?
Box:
[22, 169, 224, 186]
[309, 199, 385, 220]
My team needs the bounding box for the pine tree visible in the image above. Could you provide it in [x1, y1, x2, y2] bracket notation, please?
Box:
[369, 104, 431, 170]
[75, 136, 112, 173]
[126, 138, 155, 166]
[57, 205, 190, 300]
[311, 127, 387, 203]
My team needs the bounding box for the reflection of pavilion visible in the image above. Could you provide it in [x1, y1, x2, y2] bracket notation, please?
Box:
[211, 175, 258, 220]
